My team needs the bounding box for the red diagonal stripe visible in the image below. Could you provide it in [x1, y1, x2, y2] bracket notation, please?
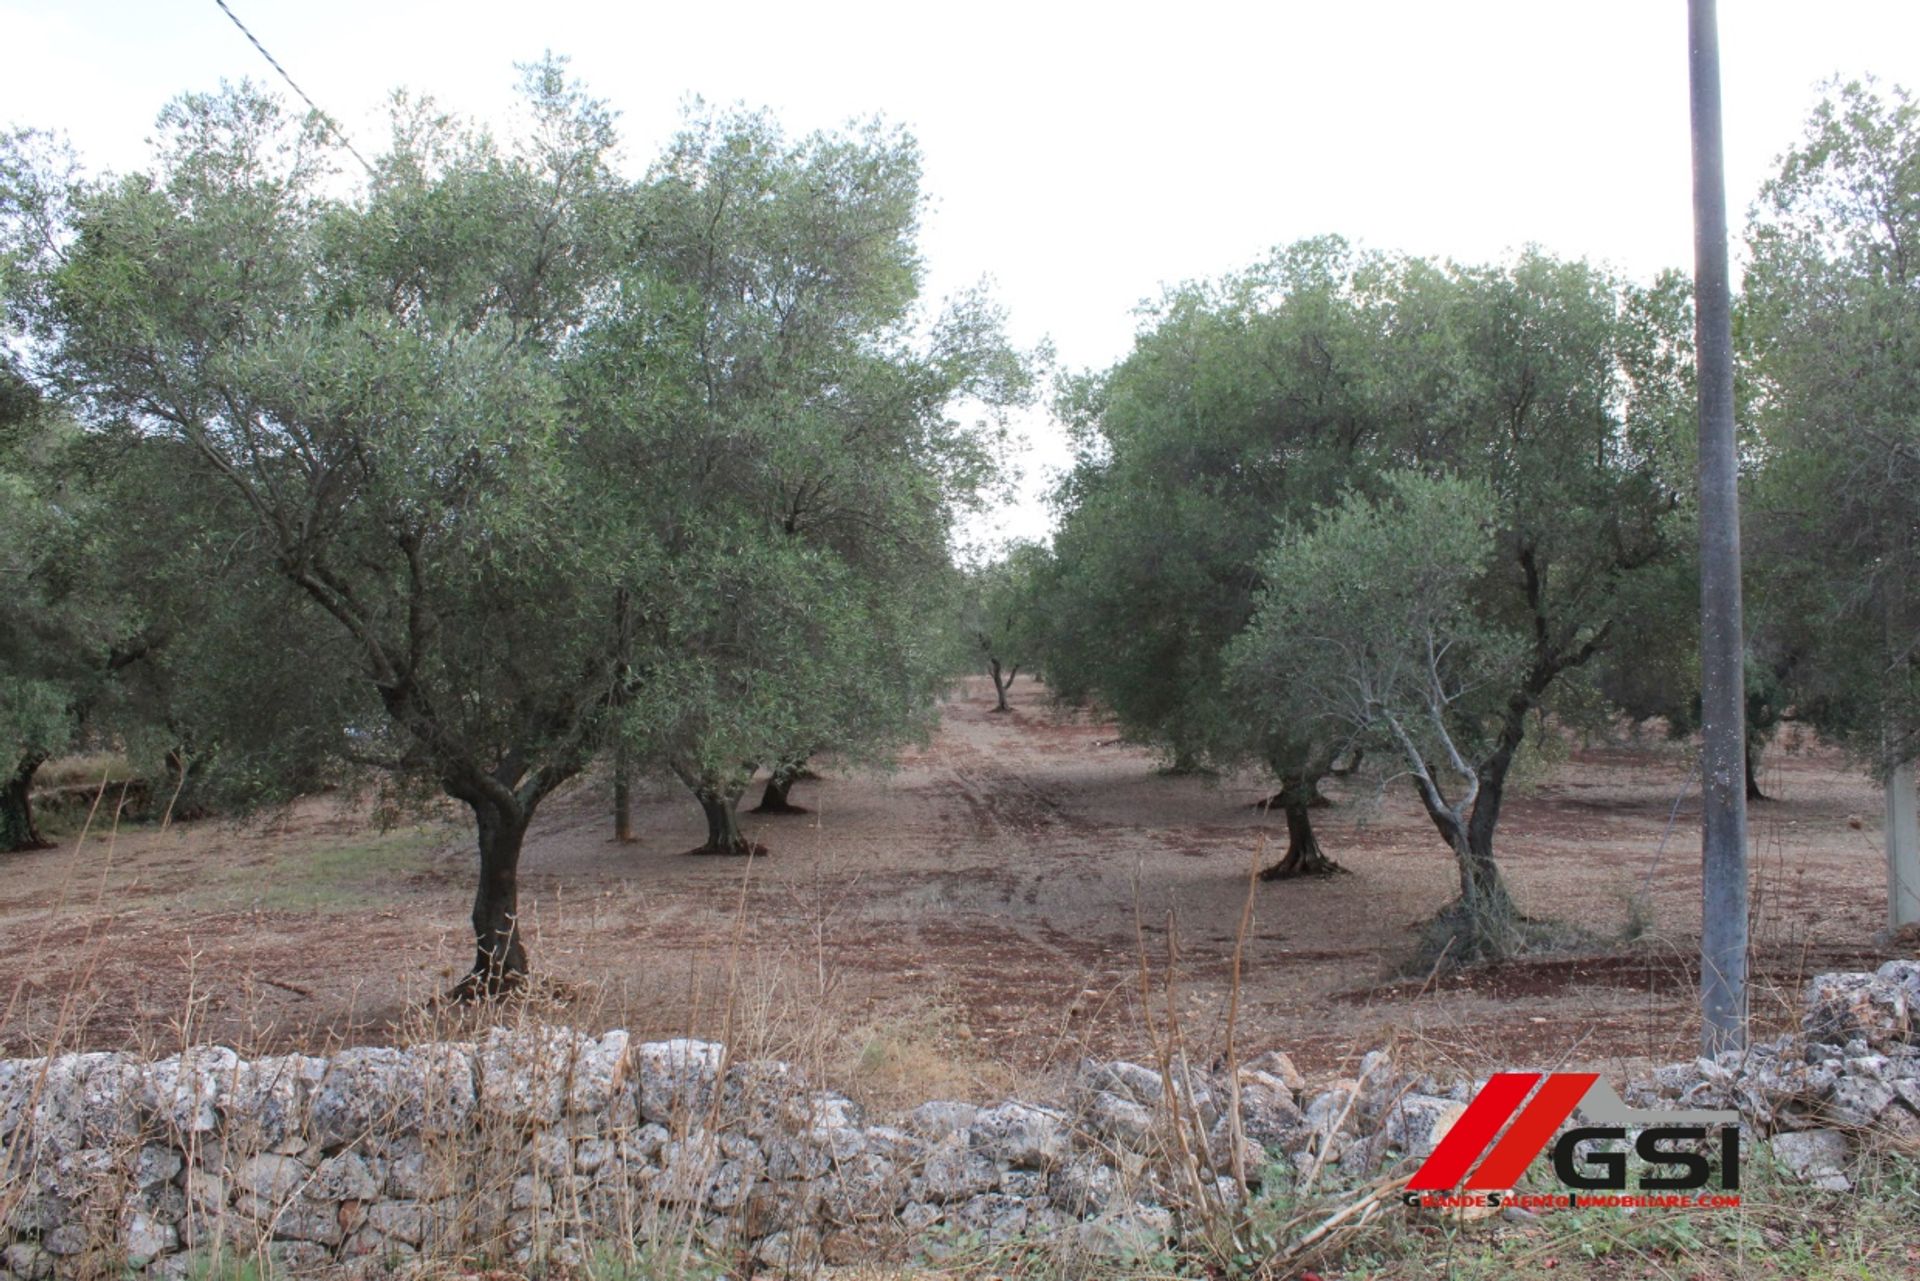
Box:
[1406, 1072, 1539, 1190]
[1464, 1072, 1598, 1190]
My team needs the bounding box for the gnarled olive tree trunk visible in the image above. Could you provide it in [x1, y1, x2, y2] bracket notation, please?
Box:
[673, 762, 762, 856]
[439, 759, 579, 1001]
[2, 753, 50, 853]
[612, 742, 636, 842]
[1259, 776, 1342, 880]
[988, 659, 1017, 712]
[753, 757, 809, 814]
[457, 796, 531, 997]
[1383, 703, 1522, 965]
[1425, 793, 1518, 963]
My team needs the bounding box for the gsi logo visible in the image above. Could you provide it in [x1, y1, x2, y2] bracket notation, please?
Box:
[1404, 1072, 1741, 1200]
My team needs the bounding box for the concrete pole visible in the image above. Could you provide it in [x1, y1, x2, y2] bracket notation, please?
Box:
[1890, 759, 1920, 930]
[1689, 0, 1750, 1055]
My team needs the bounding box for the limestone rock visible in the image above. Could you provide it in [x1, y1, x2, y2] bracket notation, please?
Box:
[634, 1038, 725, 1123]
[952, 1192, 1030, 1240]
[1, 1244, 51, 1281]
[921, 1135, 999, 1202]
[308, 1152, 378, 1203]
[476, 1026, 584, 1124]
[1082, 1089, 1156, 1153]
[1804, 973, 1909, 1052]
[143, 1047, 241, 1136]
[223, 1055, 326, 1150]
[1243, 1050, 1306, 1096]
[1238, 1069, 1308, 1150]
[1049, 1155, 1123, 1215]
[1078, 1060, 1164, 1108]
[121, 1209, 178, 1266]
[969, 1101, 1070, 1169]
[134, 1144, 185, 1191]
[904, 1099, 977, 1140]
[1770, 1129, 1854, 1191]
[311, 1046, 474, 1146]
[1380, 1094, 1467, 1160]
[234, 1152, 311, 1202]
[1826, 1076, 1898, 1128]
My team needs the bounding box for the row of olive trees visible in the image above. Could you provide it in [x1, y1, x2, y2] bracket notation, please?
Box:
[1020, 243, 1693, 962]
[0, 63, 1031, 993]
[1010, 78, 1920, 959]
[1743, 79, 1920, 929]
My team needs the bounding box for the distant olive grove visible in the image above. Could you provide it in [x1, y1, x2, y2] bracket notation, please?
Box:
[4, 68, 1918, 986]
[994, 81, 1920, 960]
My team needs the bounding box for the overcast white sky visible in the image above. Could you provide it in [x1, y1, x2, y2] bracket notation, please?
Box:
[8, 1, 1920, 543]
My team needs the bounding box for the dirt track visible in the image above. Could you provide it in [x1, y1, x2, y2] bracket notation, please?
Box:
[2, 676, 1908, 1099]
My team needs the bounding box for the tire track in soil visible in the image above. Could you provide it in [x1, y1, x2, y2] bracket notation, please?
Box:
[881, 700, 1147, 1057]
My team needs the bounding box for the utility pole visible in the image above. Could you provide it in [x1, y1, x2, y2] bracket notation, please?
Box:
[1689, 0, 1749, 1054]
[1888, 575, 1920, 931]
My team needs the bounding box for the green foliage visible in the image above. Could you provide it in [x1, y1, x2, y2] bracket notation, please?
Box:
[1048, 238, 1692, 925]
[1044, 238, 1384, 775]
[3, 64, 1019, 972]
[581, 104, 1029, 804]
[1229, 468, 1519, 768]
[960, 541, 1050, 678]
[19, 69, 625, 823]
[0, 406, 149, 846]
[1746, 78, 1920, 771]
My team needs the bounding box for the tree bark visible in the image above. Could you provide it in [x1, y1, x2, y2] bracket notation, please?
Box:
[685, 778, 762, 855]
[752, 758, 809, 814]
[1260, 789, 1341, 879]
[989, 659, 1015, 712]
[1744, 746, 1768, 802]
[1, 753, 50, 852]
[611, 586, 637, 842]
[449, 797, 531, 999]
[612, 742, 636, 842]
[1417, 806, 1518, 965]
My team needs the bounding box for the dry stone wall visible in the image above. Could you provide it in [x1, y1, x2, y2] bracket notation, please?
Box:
[2, 961, 1917, 1278]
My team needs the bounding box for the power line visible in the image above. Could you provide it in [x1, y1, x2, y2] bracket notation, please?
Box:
[212, 0, 375, 176]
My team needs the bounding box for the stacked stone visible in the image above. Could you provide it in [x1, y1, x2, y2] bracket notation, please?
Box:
[1627, 959, 1920, 1190]
[3, 962, 1917, 1278]
[0, 1031, 1193, 1279]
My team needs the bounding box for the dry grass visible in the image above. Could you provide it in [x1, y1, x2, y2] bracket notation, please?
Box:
[35, 752, 140, 791]
[6, 715, 1918, 1280]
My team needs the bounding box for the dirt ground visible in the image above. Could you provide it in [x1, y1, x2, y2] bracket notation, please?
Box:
[3, 676, 1911, 1105]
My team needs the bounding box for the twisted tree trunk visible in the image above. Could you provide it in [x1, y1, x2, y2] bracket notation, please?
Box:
[448, 794, 531, 999]
[1, 753, 50, 852]
[1259, 780, 1342, 879]
[695, 785, 760, 855]
[989, 659, 1017, 712]
[612, 742, 636, 842]
[672, 764, 763, 856]
[753, 758, 809, 814]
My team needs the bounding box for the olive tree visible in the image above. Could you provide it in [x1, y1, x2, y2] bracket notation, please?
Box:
[1043, 240, 1386, 875]
[1229, 472, 1529, 955]
[1371, 253, 1690, 953]
[11, 68, 639, 993]
[961, 542, 1049, 713]
[1218, 248, 1690, 954]
[585, 108, 1023, 848]
[1745, 79, 1920, 926]
[0, 394, 80, 849]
